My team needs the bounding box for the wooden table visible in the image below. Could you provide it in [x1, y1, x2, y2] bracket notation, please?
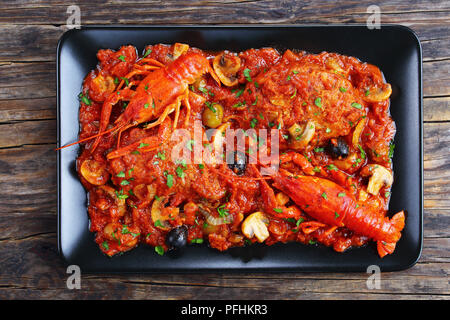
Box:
[0, 1, 448, 299]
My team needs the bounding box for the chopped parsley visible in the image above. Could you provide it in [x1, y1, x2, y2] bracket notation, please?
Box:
[138, 142, 149, 148]
[273, 208, 283, 213]
[388, 142, 395, 159]
[166, 174, 174, 188]
[314, 97, 322, 108]
[321, 192, 328, 200]
[358, 144, 366, 159]
[243, 68, 252, 82]
[118, 55, 126, 62]
[116, 171, 125, 178]
[217, 205, 229, 218]
[115, 189, 128, 200]
[78, 92, 91, 106]
[351, 102, 362, 109]
[235, 88, 245, 98]
[205, 101, 217, 113]
[143, 48, 152, 58]
[155, 245, 164, 256]
[326, 164, 338, 171]
[339, 87, 347, 93]
[176, 166, 185, 179]
[186, 139, 195, 151]
[120, 77, 129, 86]
[198, 86, 208, 94]
[290, 88, 297, 99]
[154, 220, 164, 228]
[156, 151, 166, 160]
[232, 101, 246, 108]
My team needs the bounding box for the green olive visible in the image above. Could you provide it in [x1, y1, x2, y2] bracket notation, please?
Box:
[202, 103, 224, 128]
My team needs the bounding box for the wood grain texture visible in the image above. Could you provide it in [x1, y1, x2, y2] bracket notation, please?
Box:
[0, 0, 448, 300]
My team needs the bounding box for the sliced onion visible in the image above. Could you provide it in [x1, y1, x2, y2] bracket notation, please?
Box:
[198, 206, 232, 226]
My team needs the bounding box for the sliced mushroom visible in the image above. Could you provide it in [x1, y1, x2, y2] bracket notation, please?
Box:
[151, 196, 173, 230]
[361, 165, 393, 195]
[172, 43, 189, 60]
[364, 83, 392, 103]
[213, 52, 241, 86]
[288, 120, 316, 150]
[80, 159, 109, 185]
[241, 211, 269, 243]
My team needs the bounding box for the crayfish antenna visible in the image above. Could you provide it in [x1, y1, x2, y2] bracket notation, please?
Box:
[55, 126, 117, 151]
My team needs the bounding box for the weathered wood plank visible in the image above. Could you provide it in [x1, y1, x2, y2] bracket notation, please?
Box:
[423, 59, 450, 97]
[0, 232, 447, 299]
[0, 25, 62, 62]
[0, 97, 56, 122]
[0, 0, 448, 25]
[424, 97, 450, 122]
[0, 23, 447, 63]
[0, 119, 55, 148]
[0, 144, 56, 219]
[0, 62, 55, 100]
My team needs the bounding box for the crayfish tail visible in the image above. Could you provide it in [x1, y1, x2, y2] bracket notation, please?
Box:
[391, 210, 406, 232]
[387, 210, 405, 242]
[377, 210, 405, 257]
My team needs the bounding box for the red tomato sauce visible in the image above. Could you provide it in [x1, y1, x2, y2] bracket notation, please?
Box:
[75, 43, 399, 258]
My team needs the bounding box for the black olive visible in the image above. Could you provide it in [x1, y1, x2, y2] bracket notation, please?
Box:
[227, 150, 247, 175]
[165, 225, 188, 250]
[327, 137, 349, 159]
